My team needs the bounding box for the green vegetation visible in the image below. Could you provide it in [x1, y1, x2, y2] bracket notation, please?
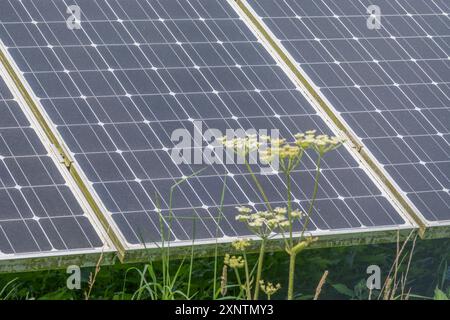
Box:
[0, 238, 448, 300]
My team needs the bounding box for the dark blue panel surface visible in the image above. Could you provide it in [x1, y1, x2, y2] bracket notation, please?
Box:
[248, 0, 450, 222]
[0, 74, 103, 256]
[0, 0, 410, 246]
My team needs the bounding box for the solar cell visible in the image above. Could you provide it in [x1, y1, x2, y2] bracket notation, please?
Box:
[0, 0, 414, 250]
[246, 0, 450, 225]
[0, 67, 106, 259]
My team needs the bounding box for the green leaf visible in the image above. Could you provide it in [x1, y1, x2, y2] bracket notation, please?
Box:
[434, 288, 449, 300]
[332, 284, 354, 298]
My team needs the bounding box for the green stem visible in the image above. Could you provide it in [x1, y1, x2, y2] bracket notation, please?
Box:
[287, 156, 322, 300]
[286, 171, 293, 249]
[243, 251, 252, 300]
[288, 155, 322, 300]
[187, 241, 194, 298]
[213, 176, 228, 299]
[301, 156, 322, 238]
[253, 239, 266, 300]
[287, 252, 297, 300]
[234, 268, 243, 298]
[245, 161, 272, 211]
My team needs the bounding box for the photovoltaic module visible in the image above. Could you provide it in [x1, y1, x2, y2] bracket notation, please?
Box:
[2, 0, 447, 266]
[246, 0, 450, 226]
[0, 68, 106, 260]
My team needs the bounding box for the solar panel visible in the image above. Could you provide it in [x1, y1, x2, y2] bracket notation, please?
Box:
[246, 0, 450, 226]
[0, 0, 414, 250]
[0, 67, 106, 260]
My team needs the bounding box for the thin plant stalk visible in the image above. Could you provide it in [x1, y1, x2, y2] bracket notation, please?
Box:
[213, 176, 228, 299]
[400, 235, 417, 299]
[134, 168, 206, 300]
[377, 230, 415, 300]
[84, 250, 104, 300]
[287, 251, 297, 300]
[287, 155, 322, 300]
[286, 170, 294, 248]
[233, 268, 244, 298]
[314, 270, 329, 300]
[301, 155, 323, 237]
[242, 250, 252, 300]
[187, 221, 196, 298]
[241, 159, 271, 300]
[253, 239, 266, 300]
[245, 160, 272, 211]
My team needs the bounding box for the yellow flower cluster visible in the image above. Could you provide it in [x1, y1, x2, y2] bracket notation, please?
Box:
[236, 206, 290, 231]
[273, 207, 287, 215]
[311, 134, 345, 155]
[260, 144, 300, 163]
[259, 280, 281, 296]
[224, 254, 245, 269]
[233, 207, 304, 239]
[218, 135, 262, 156]
[236, 206, 252, 214]
[232, 238, 252, 251]
[219, 131, 344, 172]
[290, 210, 303, 218]
[260, 130, 345, 164]
[294, 130, 317, 149]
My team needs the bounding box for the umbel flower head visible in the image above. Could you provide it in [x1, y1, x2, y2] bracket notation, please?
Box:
[294, 130, 317, 149]
[218, 134, 263, 156]
[259, 280, 281, 296]
[224, 254, 245, 269]
[232, 238, 252, 251]
[311, 134, 345, 155]
[260, 145, 301, 163]
[259, 131, 345, 172]
[235, 206, 303, 238]
[219, 131, 344, 168]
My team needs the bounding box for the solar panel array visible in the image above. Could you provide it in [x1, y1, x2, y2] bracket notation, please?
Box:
[0, 0, 412, 249]
[0, 71, 104, 257]
[247, 0, 450, 223]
